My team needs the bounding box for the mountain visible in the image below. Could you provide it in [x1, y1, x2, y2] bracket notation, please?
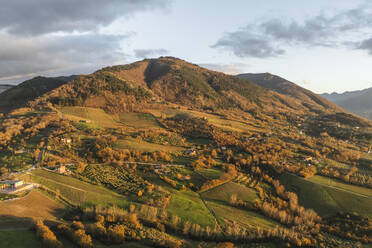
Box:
[0, 75, 76, 112]
[0, 84, 13, 94]
[321, 87, 372, 120]
[32, 57, 349, 119]
[237, 73, 344, 113]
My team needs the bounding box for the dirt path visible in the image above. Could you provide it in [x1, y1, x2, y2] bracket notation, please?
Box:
[36, 177, 87, 192]
[198, 192, 225, 234]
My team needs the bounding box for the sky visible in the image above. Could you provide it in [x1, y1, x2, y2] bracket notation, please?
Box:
[0, 0, 372, 93]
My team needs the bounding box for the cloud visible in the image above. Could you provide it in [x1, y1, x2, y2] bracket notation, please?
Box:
[134, 48, 169, 58]
[199, 62, 249, 75]
[356, 38, 372, 54]
[0, 33, 128, 82]
[213, 3, 372, 58]
[0, 0, 171, 83]
[0, 0, 170, 36]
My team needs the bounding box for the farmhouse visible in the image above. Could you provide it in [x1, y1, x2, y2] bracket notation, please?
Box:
[14, 149, 26, 154]
[55, 165, 66, 174]
[61, 138, 72, 144]
[79, 119, 92, 123]
[187, 149, 197, 156]
[8, 180, 24, 189]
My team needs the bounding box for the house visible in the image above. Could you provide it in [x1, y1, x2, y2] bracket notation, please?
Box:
[61, 138, 72, 144]
[187, 149, 197, 156]
[79, 120, 92, 123]
[15, 149, 26, 154]
[304, 157, 313, 162]
[8, 180, 24, 189]
[55, 165, 66, 174]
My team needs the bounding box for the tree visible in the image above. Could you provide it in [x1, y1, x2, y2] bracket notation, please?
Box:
[0, 167, 8, 180]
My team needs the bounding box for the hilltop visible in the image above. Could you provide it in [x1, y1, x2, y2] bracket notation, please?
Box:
[321, 87, 372, 120]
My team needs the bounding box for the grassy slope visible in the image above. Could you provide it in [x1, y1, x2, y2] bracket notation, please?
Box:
[118, 113, 162, 129]
[201, 182, 278, 230]
[280, 173, 372, 217]
[59, 106, 119, 128]
[168, 190, 216, 227]
[31, 169, 129, 207]
[115, 137, 183, 152]
[0, 190, 63, 222]
[0, 230, 42, 248]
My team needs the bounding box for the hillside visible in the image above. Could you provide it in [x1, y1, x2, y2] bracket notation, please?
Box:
[0, 84, 13, 94]
[31, 57, 357, 124]
[0, 57, 371, 248]
[321, 87, 372, 120]
[237, 73, 344, 113]
[0, 75, 76, 113]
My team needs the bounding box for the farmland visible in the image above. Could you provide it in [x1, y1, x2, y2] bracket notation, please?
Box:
[31, 169, 129, 207]
[0, 190, 63, 222]
[280, 173, 372, 217]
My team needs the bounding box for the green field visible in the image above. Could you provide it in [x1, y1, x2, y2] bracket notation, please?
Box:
[168, 190, 216, 227]
[115, 137, 183, 152]
[201, 182, 277, 230]
[202, 181, 258, 203]
[148, 108, 263, 133]
[118, 113, 162, 129]
[31, 169, 129, 207]
[280, 173, 372, 217]
[0, 230, 42, 248]
[309, 175, 372, 198]
[204, 200, 277, 230]
[59, 106, 119, 128]
[196, 168, 223, 180]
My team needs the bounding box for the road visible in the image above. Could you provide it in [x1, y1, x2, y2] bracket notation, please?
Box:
[9, 147, 45, 177]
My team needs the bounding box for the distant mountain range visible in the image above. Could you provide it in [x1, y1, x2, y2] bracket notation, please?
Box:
[321, 87, 372, 120]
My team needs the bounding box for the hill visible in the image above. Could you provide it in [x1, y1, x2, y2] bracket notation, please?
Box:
[0, 84, 13, 94]
[237, 73, 344, 113]
[32, 57, 357, 122]
[321, 87, 372, 120]
[0, 75, 76, 113]
[1, 57, 371, 248]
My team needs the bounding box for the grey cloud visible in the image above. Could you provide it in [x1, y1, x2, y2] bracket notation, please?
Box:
[357, 38, 372, 54]
[213, 3, 372, 58]
[212, 31, 285, 58]
[0, 34, 128, 82]
[0, 0, 170, 36]
[134, 48, 169, 58]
